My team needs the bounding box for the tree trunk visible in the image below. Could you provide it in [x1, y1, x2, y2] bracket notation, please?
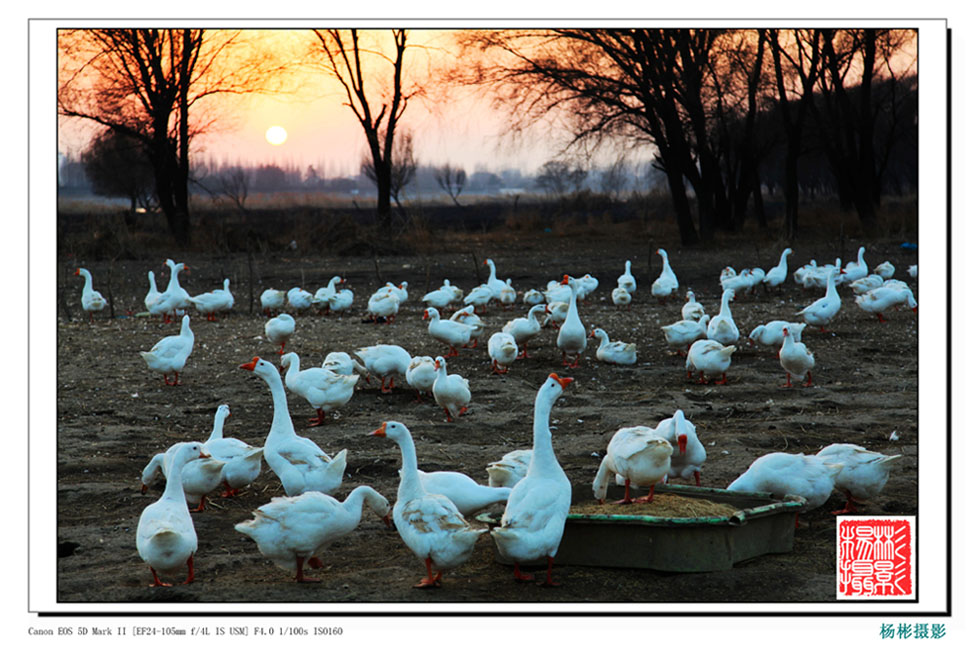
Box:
[663, 167, 699, 245]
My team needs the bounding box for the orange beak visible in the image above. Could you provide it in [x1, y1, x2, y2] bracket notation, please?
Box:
[677, 434, 688, 455]
[434, 359, 442, 370]
[199, 451, 210, 459]
[548, 373, 573, 389]
[140, 483, 148, 495]
[74, 268, 80, 276]
[560, 275, 570, 285]
[422, 311, 429, 320]
[238, 357, 260, 371]
[370, 422, 387, 437]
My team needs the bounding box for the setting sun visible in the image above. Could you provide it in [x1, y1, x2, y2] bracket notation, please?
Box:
[265, 125, 288, 146]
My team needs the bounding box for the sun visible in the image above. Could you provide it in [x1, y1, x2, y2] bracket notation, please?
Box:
[265, 125, 288, 146]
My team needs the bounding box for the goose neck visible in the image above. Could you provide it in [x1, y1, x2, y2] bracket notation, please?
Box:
[261, 368, 296, 439]
[394, 435, 423, 497]
[162, 457, 192, 502]
[529, 389, 559, 473]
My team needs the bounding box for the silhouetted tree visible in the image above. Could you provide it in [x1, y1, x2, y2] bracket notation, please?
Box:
[435, 163, 467, 206]
[80, 128, 156, 213]
[361, 130, 418, 212]
[310, 29, 421, 229]
[534, 159, 587, 199]
[59, 29, 283, 245]
[769, 28, 823, 240]
[812, 29, 916, 230]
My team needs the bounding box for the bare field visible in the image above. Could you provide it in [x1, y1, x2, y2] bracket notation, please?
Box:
[55, 233, 918, 605]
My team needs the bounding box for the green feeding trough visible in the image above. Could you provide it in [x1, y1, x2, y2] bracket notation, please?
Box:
[478, 483, 807, 573]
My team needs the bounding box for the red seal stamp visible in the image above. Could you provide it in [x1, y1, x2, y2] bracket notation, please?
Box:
[837, 516, 915, 599]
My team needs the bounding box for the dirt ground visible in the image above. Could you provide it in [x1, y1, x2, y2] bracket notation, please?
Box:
[55, 231, 919, 606]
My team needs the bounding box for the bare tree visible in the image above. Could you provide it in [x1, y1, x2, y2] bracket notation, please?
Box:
[59, 29, 283, 244]
[361, 129, 418, 213]
[216, 166, 251, 212]
[310, 29, 422, 229]
[434, 163, 467, 206]
[812, 29, 916, 230]
[768, 28, 823, 240]
[80, 128, 156, 214]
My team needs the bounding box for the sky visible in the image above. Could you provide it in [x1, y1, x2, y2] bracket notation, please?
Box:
[58, 29, 581, 178]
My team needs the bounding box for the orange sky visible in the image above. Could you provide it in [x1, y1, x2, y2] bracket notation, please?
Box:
[58, 29, 566, 176]
[58, 27, 917, 178]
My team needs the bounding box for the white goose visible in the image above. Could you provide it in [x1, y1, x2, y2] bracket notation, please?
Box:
[260, 288, 287, 316]
[327, 281, 354, 314]
[202, 404, 264, 497]
[144, 270, 161, 312]
[449, 305, 485, 347]
[372, 421, 485, 588]
[484, 258, 507, 299]
[486, 449, 532, 488]
[779, 326, 815, 387]
[593, 426, 672, 504]
[502, 304, 548, 359]
[661, 314, 709, 354]
[617, 260, 637, 294]
[727, 452, 844, 511]
[576, 274, 599, 301]
[139, 314, 195, 386]
[611, 286, 632, 310]
[657, 409, 707, 486]
[498, 279, 518, 309]
[491, 374, 573, 586]
[414, 470, 512, 517]
[366, 288, 401, 323]
[149, 259, 192, 322]
[354, 344, 412, 393]
[763, 247, 793, 289]
[422, 284, 457, 310]
[556, 275, 586, 368]
[855, 286, 917, 322]
[849, 273, 885, 295]
[136, 442, 206, 587]
[264, 313, 295, 356]
[651, 248, 679, 302]
[685, 339, 736, 385]
[281, 352, 359, 426]
[815, 444, 902, 514]
[589, 327, 637, 365]
[235, 486, 390, 583]
[488, 331, 519, 374]
[432, 356, 471, 422]
[140, 444, 226, 512]
[189, 278, 234, 321]
[522, 288, 545, 306]
[873, 260, 895, 280]
[747, 320, 806, 349]
[405, 355, 438, 401]
[286, 287, 313, 312]
[706, 289, 739, 345]
[840, 246, 869, 284]
[238, 357, 348, 496]
[681, 290, 706, 321]
[423, 307, 475, 357]
[463, 284, 495, 314]
[75, 267, 108, 322]
[321, 351, 369, 378]
[797, 268, 843, 332]
[312, 276, 344, 313]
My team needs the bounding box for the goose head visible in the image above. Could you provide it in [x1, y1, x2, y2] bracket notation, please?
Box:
[238, 356, 279, 380]
[370, 420, 410, 442]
